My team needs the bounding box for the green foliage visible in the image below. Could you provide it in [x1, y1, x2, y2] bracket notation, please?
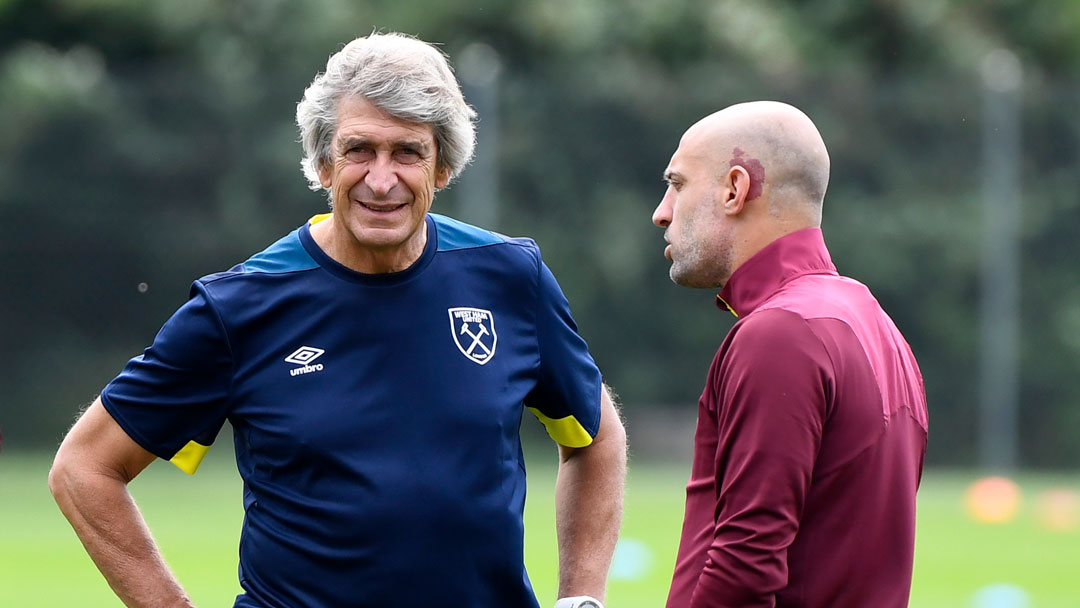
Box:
[2, 0, 1078, 466]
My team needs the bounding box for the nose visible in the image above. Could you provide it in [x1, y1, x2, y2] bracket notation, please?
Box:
[653, 192, 672, 228]
[364, 154, 399, 197]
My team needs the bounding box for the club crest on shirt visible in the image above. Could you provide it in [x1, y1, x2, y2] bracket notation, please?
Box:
[448, 307, 498, 365]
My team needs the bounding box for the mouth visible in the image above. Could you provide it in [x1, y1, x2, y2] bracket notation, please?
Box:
[357, 200, 408, 213]
[664, 244, 673, 261]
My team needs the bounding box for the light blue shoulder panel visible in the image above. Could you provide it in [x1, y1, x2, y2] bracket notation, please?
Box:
[242, 230, 319, 274]
[431, 213, 506, 251]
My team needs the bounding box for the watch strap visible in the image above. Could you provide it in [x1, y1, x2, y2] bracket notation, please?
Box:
[554, 595, 604, 608]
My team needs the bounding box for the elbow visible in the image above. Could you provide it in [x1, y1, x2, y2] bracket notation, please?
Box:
[595, 419, 628, 479]
[48, 446, 74, 504]
[603, 407, 628, 463]
[604, 421, 628, 471]
[49, 440, 90, 509]
[612, 416, 628, 452]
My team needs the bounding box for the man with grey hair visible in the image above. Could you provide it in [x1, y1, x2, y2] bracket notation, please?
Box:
[50, 32, 625, 608]
[654, 101, 928, 607]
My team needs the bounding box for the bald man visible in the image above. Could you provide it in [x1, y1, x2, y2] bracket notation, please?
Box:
[653, 101, 928, 607]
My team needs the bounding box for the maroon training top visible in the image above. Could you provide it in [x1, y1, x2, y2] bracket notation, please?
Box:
[666, 228, 929, 608]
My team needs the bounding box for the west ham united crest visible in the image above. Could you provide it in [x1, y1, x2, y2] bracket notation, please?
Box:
[448, 307, 497, 365]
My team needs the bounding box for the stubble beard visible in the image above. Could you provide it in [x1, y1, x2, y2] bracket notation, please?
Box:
[668, 237, 732, 289]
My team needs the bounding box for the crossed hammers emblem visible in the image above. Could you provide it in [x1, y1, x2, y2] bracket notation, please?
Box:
[459, 322, 492, 359]
[449, 308, 497, 365]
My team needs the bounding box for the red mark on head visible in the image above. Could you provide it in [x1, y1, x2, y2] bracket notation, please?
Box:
[729, 147, 765, 202]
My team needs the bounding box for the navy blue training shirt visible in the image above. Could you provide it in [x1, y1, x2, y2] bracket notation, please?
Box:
[101, 213, 603, 607]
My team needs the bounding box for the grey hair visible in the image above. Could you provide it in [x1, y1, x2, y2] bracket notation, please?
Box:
[296, 32, 478, 193]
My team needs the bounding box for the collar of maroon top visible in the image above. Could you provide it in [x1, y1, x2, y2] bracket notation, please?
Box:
[716, 227, 838, 317]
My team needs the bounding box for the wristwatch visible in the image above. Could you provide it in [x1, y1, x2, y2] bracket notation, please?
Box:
[554, 596, 604, 608]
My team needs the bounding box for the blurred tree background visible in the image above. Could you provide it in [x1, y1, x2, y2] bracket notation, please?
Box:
[1, 0, 1077, 468]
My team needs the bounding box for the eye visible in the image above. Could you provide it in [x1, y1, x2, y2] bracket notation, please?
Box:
[395, 148, 421, 164]
[344, 146, 374, 162]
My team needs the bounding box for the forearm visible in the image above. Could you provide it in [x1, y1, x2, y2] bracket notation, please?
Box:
[689, 563, 778, 608]
[51, 452, 193, 607]
[555, 389, 627, 600]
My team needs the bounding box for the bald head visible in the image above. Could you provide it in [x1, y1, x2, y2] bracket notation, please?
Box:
[685, 101, 830, 226]
[653, 102, 832, 288]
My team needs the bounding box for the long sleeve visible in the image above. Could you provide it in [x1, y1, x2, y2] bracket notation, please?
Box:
[690, 309, 831, 607]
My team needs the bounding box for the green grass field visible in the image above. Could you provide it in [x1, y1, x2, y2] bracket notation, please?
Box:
[2, 450, 1078, 607]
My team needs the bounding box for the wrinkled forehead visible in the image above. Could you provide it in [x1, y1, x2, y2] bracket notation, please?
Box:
[334, 95, 437, 140]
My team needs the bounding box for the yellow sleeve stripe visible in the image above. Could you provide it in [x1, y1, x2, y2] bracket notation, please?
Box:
[308, 213, 333, 225]
[527, 407, 594, 448]
[168, 440, 212, 475]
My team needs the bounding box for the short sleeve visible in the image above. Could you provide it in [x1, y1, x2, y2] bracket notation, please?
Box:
[100, 281, 233, 473]
[525, 258, 602, 448]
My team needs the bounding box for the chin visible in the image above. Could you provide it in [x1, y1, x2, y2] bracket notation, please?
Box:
[669, 269, 698, 288]
[670, 268, 719, 289]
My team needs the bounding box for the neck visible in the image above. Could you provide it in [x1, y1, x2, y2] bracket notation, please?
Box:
[310, 217, 428, 274]
[729, 213, 814, 282]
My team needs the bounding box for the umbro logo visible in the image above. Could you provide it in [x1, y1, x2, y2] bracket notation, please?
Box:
[286, 346, 325, 376]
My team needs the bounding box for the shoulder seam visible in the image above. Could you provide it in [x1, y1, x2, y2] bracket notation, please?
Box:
[198, 265, 320, 286]
[436, 238, 536, 253]
[431, 213, 520, 251]
[190, 281, 237, 404]
[735, 308, 836, 378]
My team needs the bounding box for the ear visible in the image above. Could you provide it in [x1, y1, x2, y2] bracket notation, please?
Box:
[317, 160, 333, 189]
[434, 165, 451, 190]
[721, 165, 752, 216]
